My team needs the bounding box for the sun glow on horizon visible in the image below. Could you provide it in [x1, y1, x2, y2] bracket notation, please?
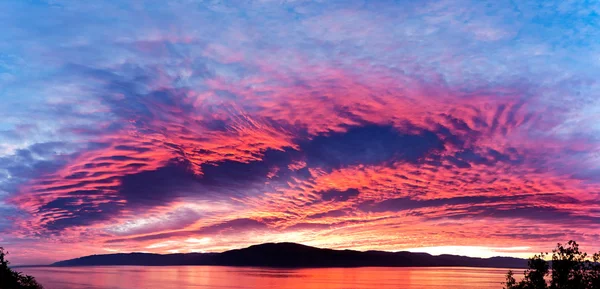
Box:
[406, 246, 534, 259]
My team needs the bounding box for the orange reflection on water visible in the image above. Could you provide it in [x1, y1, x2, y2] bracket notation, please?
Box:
[19, 266, 517, 289]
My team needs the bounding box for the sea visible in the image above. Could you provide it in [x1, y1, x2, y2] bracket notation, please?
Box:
[18, 266, 517, 289]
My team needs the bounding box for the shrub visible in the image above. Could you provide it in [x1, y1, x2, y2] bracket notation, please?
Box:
[504, 241, 600, 289]
[0, 247, 44, 289]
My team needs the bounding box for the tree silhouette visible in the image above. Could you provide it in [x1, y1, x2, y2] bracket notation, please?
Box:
[0, 247, 44, 289]
[503, 241, 600, 289]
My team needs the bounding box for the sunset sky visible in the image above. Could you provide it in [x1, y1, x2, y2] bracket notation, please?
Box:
[1, 0, 600, 265]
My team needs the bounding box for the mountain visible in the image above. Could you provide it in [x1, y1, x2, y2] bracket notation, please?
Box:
[52, 242, 528, 268]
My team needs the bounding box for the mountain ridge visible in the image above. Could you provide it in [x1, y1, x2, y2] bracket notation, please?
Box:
[52, 242, 528, 268]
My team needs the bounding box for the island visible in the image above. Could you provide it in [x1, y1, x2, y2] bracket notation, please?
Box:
[52, 242, 528, 268]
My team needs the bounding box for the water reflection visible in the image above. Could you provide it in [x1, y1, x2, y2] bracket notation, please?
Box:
[19, 266, 513, 289]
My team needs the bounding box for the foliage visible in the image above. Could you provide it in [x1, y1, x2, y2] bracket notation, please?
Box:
[0, 247, 44, 289]
[503, 241, 600, 289]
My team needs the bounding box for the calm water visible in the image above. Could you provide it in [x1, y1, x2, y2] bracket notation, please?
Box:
[19, 266, 514, 289]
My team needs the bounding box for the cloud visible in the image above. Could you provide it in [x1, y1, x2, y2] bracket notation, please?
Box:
[1, 0, 600, 265]
[357, 196, 519, 213]
[299, 125, 444, 168]
[320, 189, 360, 202]
[106, 218, 268, 244]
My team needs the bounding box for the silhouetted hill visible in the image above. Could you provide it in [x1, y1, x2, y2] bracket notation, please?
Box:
[52, 242, 528, 268]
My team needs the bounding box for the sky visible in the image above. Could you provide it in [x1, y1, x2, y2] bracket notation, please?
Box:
[0, 0, 599, 265]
